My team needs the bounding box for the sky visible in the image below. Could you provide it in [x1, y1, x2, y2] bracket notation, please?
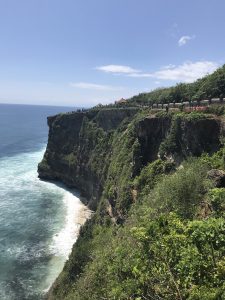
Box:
[0, 0, 225, 107]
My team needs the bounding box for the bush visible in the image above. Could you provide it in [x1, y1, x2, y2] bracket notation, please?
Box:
[208, 188, 225, 217]
[149, 159, 210, 218]
[133, 159, 175, 196]
[68, 213, 225, 300]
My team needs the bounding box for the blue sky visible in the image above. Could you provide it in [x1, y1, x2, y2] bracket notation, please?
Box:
[0, 0, 224, 107]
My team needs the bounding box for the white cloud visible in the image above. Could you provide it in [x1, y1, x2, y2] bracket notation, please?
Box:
[128, 73, 152, 78]
[152, 61, 218, 83]
[178, 35, 195, 46]
[70, 82, 122, 91]
[96, 64, 139, 74]
[96, 61, 219, 83]
[103, 61, 218, 83]
[161, 64, 176, 70]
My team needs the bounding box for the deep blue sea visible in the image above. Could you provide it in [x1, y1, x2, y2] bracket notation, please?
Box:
[0, 104, 90, 300]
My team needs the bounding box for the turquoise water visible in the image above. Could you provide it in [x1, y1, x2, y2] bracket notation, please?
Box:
[0, 104, 88, 299]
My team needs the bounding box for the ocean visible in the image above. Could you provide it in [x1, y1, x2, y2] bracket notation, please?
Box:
[0, 104, 89, 300]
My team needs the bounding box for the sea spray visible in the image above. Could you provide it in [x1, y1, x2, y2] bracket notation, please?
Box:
[43, 189, 91, 292]
[0, 104, 75, 299]
[0, 147, 91, 299]
[50, 190, 91, 258]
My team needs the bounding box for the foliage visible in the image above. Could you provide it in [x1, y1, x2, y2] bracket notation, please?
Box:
[48, 110, 225, 300]
[182, 111, 207, 121]
[159, 115, 182, 157]
[206, 105, 225, 116]
[79, 117, 112, 179]
[53, 155, 225, 300]
[208, 188, 225, 217]
[128, 64, 225, 106]
[148, 159, 211, 218]
[200, 148, 225, 169]
[133, 159, 175, 195]
[66, 213, 225, 300]
[159, 112, 209, 157]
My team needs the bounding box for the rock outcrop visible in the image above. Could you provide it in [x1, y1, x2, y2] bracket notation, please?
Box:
[38, 108, 139, 210]
[38, 109, 225, 300]
[38, 110, 223, 212]
[207, 169, 225, 187]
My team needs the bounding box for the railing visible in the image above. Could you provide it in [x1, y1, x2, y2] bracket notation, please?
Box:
[151, 98, 225, 109]
[56, 98, 225, 115]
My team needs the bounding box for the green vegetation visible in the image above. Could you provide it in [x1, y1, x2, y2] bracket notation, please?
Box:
[128, 64, 225, 106]
[48, 108, 225, 300]
[61, 159, 225, 300]
[78, 116, 113, 179]
[206, 105, 225, 116]
[37, 64, 225, 299]
[159, 112, 208, 157]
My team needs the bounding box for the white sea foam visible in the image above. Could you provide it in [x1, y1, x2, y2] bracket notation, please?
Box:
[50, 189, 91, 258]
[43, 189, 91, 292]
[0, 146, 92, 296]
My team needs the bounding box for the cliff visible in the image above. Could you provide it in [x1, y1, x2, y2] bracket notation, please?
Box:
[39, 111, 221, 209]
[38, 109, 225, 300]
[38, 108, 139, 210]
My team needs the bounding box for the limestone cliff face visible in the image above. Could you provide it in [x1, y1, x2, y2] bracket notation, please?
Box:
[38, 110, 222, 214]
[39, 109, 224, 300]
[137, 115, 221, 165]
[137, 115, 172, 164]
[177, 117, 221, 155]
[38, 108, 139, 210]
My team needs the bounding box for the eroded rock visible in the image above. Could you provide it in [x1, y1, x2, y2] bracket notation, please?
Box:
[207, 169, 225, 187]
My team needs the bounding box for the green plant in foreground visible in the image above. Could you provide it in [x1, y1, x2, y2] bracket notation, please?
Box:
[49, 112, 225, 300]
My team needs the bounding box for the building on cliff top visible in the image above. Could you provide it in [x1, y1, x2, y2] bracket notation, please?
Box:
[115, 98, 127, 105]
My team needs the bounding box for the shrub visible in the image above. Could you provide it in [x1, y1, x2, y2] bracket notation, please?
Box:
[149, 159, 210, 218]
